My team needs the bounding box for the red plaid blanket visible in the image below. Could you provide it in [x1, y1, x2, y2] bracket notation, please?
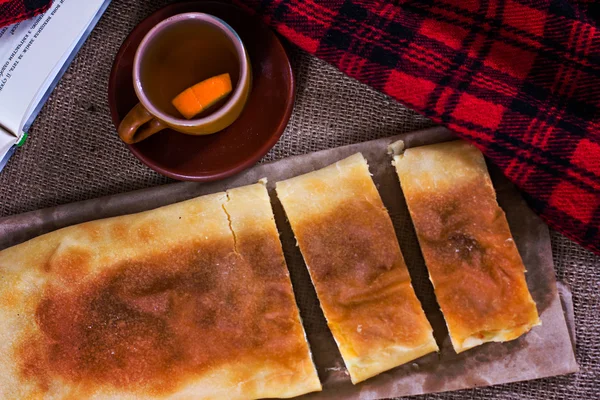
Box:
[0, 0, 51, 28]
[234, 0, 600, 255]
[2, 0, 599, 254]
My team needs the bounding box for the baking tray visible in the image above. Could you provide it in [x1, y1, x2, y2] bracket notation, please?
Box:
[0, 127, 578, 398]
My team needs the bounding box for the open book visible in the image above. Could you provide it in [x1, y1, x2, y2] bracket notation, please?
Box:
[0, 0, 111, 171]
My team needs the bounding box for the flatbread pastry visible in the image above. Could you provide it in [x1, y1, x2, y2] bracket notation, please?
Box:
[393, 140, 541, 353]
[276, 153, 438, 384]
[0, 183, 321, 399]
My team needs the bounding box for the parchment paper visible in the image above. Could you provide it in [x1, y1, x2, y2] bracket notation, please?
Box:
[0, 127, 578, 398]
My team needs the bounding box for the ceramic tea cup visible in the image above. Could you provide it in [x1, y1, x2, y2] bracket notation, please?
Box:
[118, 12, 251, 144]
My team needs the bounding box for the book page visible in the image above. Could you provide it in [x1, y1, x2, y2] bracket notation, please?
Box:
[0, 0, 108, 137]
[0, 127, 16, 168]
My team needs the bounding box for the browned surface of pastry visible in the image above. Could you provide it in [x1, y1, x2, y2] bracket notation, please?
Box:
[277, 153, 438, 384]
[394, 140, 540, 353]
[0, 183, 321, 399]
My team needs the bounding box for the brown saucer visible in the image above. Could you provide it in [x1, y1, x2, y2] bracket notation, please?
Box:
[108, 1, 294, 181]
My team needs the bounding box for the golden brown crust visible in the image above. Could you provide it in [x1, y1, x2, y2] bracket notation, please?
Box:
[277, 153, 438, 384]
[394, 140, 540, 353]
[0, 184, 320, 399]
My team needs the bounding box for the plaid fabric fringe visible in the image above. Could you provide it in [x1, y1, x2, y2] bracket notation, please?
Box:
[0, 0, 52, 29]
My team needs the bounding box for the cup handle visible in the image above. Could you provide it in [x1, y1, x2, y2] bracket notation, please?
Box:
[118, 103, 167, 144]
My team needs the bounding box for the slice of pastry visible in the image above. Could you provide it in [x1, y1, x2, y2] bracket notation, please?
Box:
[393, 140, 541, 353]
[276, 153, 438, 384]
[0, 183, 321, 400]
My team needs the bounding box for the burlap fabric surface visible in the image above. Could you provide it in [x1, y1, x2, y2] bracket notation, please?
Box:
[0, 1, 597, 398]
